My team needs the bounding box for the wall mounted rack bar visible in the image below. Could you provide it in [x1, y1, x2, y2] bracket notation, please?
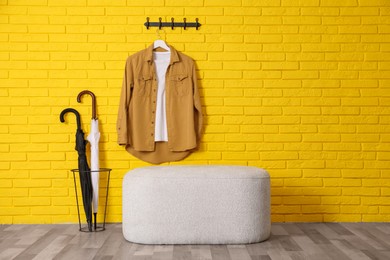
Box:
[144, 17, 201, 30]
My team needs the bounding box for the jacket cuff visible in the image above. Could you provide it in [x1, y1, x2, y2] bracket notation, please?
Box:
[117, 135, 128, 145]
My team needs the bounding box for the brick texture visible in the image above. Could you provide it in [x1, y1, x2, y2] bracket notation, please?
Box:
[0, 0, 389, 223]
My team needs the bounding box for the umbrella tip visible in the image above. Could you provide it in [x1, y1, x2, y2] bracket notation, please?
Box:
[87, 220, 93, 232]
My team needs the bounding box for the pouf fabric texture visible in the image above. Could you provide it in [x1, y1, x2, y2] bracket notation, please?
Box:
[122, 165, 271, 244]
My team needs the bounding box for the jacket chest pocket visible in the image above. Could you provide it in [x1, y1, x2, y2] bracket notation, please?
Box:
[135, 75, 152, 97]
[170, 74, 190, 96]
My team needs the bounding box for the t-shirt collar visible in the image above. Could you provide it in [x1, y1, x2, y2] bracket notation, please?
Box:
[145, 43, 180, 65]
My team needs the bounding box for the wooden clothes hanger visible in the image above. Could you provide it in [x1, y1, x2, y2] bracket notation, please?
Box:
[153, 28, 170, 52]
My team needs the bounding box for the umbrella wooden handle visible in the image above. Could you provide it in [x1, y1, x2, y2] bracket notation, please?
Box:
[60, 108, 82, 130]
[77, 90, 97, 120]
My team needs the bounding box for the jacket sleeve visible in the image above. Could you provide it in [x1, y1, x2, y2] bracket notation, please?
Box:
[117, 58, 133, 145]
[192, 62, 203, 145]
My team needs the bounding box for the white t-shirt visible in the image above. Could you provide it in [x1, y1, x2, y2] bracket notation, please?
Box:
[153, 52, 170, 142]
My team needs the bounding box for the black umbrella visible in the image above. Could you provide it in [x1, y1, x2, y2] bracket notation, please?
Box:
[60, 108, 93, 231]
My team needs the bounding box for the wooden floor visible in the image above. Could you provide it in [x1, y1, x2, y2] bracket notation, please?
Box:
[0, 223, 389, 260]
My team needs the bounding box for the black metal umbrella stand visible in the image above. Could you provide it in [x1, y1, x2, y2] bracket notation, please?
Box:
[71, 168, 112, 232]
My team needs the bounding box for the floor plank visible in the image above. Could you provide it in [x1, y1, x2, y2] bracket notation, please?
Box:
[0, 223, 389, 260]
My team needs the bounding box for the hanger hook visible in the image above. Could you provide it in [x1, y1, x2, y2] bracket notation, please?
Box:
[156, 28, 162, 39]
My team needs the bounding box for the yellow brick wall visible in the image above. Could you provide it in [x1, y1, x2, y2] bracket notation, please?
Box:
[0, 0, 389, 223]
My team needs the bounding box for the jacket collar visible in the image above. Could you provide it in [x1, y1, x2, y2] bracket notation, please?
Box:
[145, 43, 180, 65]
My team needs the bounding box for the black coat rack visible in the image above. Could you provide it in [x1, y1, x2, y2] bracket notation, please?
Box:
[144, 17, 201, 30]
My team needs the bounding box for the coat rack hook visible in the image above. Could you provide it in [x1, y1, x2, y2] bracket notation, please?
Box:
[171, 17, 174, 30]
[146, 17, 150, 30]
[183, 18, 187, 30]
[195, 18, 199, 30]
[159, 17, 162, 30]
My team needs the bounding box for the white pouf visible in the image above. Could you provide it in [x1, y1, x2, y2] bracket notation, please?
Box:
[122, 165, 270, 244]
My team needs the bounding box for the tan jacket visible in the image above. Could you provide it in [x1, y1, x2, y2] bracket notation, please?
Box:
[117, 44, 203, 152]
